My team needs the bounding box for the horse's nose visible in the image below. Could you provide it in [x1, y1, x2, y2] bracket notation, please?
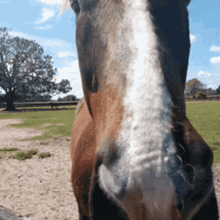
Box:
[99, 163, 129, 201]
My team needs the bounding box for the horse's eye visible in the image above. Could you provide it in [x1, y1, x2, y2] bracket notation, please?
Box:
[71, 0, 81, 14]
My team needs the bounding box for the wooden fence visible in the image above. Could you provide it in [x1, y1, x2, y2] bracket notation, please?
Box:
[0, 95, 220, 109]
[0, 101, 78, 109]
[185, 95, 220, 101]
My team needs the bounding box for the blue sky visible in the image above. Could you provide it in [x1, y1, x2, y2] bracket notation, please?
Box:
[0, 0, 220, 100]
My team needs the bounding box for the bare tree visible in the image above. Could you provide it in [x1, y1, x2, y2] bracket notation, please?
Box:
[0, 28, 72, 110]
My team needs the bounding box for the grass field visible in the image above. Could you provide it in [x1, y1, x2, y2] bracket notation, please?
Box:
[186, 101, 220, 166]
[0, 109, 76, 141]
[0, 105, 75, 111]
[18, 105, 76, 110]
[0, 101, 220, 166]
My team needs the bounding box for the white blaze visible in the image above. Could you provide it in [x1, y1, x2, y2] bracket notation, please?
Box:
[117, 0, 177, 218]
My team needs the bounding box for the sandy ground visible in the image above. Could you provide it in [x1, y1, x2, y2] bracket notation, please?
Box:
[0, 119, 79, 220]
[0, 118, 220, 219]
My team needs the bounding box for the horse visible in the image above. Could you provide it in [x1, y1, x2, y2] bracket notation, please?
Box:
[62, 0, 219, 219]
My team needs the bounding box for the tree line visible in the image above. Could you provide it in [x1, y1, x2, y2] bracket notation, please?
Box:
[185, 78, 220, 99]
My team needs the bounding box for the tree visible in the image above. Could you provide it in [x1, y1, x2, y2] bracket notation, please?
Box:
[15, 93, 52, 102]
[205, 87, 217, 96]
[184, 78, 207, 98]
[195, 91, 207, 99]
[57, 94, 78, 101]
[216, 85, 220, 94]
[0, 28, 72, 110]
[0, 91, 4, 103]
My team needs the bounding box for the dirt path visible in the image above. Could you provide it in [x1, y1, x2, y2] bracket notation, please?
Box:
[0, 119, 220, 219]
[0, 119, 79, 220]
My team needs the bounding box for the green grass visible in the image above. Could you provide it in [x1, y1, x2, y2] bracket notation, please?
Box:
[0, 147, 52, 161]
[17, 106, 76, 110]
[0, 110, 76, 141]
[1, 102, 220, 166]
[0, 148, 18, 152]
[0, 148, 18, 159]
[38, 152, 51, 159]
[186, 101, 220, 167]
[0, 148, 38, 161]
[13, 150, 38, 161]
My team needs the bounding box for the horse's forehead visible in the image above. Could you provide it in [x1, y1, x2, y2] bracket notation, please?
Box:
[62, 0, 191, 11]
[69, 0, 189, 3]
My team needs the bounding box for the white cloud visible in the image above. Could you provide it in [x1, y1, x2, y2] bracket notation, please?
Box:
[206, 82, 220, 89]
[36, 0, 63, 5]
[190, 34, 197, 44]
[35, 8, 55, 24]
[206, 80, 220, 88]
[210, 46, 220, 52]
[57, 50, 76, 58]
[197, 71, 219, 78]
[10, 31, 72, 53]
[0, 1, 10, 4]
[41, 39, 64, 47]
[0, 21, 12, 28]
[10, 31, 35, 40]
[35, 25, 53, 30]
[207, 79, 214, 84]
[9, 30, 75, 56]
[210, 57, 220, 65]
[56, 59, 83, 99]
[10, 31, 66, 47]
[57, 60, 80, 80]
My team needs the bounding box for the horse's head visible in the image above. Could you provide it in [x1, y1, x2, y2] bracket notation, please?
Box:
[63, 0, 219, 219]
